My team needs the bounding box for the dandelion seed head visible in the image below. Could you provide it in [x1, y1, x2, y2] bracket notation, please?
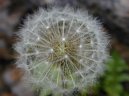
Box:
[15, 7, 110, 95]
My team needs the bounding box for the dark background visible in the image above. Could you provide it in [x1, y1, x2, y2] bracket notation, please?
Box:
[0, 0, 129, 96]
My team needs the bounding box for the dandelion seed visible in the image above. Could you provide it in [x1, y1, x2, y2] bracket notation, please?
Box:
[76, 29, 80, 33]
[64, 54, 68, 59]
[79, 59, 83, 63]
[79, 45, 82, 48]
[62, 37, 66, 41]
[37, 36, 40, 41]
[46, 26, 50, 29]
[49, 48, 54, 53]
[36, 50, 39, 54]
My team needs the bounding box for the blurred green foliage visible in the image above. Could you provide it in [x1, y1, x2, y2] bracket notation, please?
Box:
[44, 51, 129, 96]
[94, 51, 129, 96]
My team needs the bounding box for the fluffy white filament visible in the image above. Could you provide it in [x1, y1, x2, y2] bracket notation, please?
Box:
[15, 7, 109, 95]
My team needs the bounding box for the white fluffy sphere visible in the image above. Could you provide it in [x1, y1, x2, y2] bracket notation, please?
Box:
[15, 7, 109, 95]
